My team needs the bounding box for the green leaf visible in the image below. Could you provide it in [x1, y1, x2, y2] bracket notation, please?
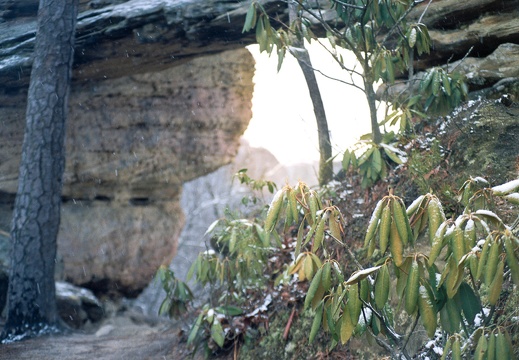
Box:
[442, 72, 452, 95]
[186, 258, 198, 281]
[420, 69, 434, 92]
[305, 267, 323, 310]
[216, 305, 243, 316]
[256, 16, 267, 52]
[340, 308, 354, 344]
[424, 94, 435, 111]
[371, 148, 382, 173]
[432, 69, 441, 96]
[242, 3, 257, 33]
[325, 301, 338, 341]
[381, 145, 403, 164]
[187, 313, 204, 345]
[277, 47, 285, 72]
[342, 149, 352, 170]
[211, 321, 225, 348]
[358, 146, 375, 165]
[158, 298, 171, 317]
[309, 301, 324, 343]
[458, 282, 481, 325]
[295, 220, 305, 258]
[406, 94, 422, 107]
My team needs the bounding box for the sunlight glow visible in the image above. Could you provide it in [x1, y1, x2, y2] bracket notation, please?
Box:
[244, 41, 375, 166]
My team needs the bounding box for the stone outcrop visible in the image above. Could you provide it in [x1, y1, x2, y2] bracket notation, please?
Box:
[441, 99, 519, 187]
[0, 47, 254, 297]
[378, 43, 519, 101]
[1, 0, 517, 90]
[0, 0, 258, 297]
[407, 0, 519, 70]
[56, 281, 104, 329]
[0, 0, 266, 90]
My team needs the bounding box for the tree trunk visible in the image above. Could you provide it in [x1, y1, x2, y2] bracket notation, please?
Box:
[364, 79, 382, 144]
[288, 2, 333, 186]
[2, 0, 79, 339]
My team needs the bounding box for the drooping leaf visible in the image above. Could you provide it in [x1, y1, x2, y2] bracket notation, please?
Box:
[211, 321, 225, 348]
[458, 282, 481, 325]
[242, 3, 257, 33]
[309, 300, 324, 343]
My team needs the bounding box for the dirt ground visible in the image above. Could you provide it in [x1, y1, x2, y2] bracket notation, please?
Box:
[0, 311, 201, 360]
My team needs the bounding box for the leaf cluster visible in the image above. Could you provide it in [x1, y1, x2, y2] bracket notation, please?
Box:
[265, 181, 345, 258]
[342, 134, 405, 188]
[157, 266, 194, 319]
[187, 216, 276, 292]
[187, 305, 243, 355]
[297, 177, 519, 357]
[163, 167, 519, 358]
[419, 67, 469, 115]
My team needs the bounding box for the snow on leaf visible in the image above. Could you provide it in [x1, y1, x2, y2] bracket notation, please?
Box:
[492, 178, 519, 195]
[504, 193, 519, 205]
[345, 265, 382, 285]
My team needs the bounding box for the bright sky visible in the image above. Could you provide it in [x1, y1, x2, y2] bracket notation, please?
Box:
[244, 41, 377, 165]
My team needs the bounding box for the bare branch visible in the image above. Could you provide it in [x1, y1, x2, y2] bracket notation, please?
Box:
[401, 313, 420, 355]
[418, 0, 433, 24]
[449, 46, 473, 73]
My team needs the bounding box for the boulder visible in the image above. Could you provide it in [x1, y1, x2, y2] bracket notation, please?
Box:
[0, 269, 103, 329]
[56, 281, 104, 329]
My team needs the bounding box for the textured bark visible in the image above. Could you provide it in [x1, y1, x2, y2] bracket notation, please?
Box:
[364, 79, 382, 145]
[2, 0, 78, 338]
[289, 2, 333, 186]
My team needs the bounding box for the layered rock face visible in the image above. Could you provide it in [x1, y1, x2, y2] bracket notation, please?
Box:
[0, 0, 258, 297]
[0, 48, 254, 296]
[408, 0, 519, 71]
[377, 0, 519, 100]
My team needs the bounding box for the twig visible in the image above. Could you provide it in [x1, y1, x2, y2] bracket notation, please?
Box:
[283, 306, 297, 340]
[286, 46, 365, 92]
[449, 46, 474, 73]
[381, 1, 417, 46]
[360, 298, 402, 344]
[418, 0, 433, 24]
[344, 245, 364, 270]
[332, 0, 365, 11]
[369, 327, 397, 358]
[401, 314, 420, 356]
[294, 0, 365, 63]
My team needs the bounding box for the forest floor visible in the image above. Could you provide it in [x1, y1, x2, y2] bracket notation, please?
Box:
[0, 309, 201, 360]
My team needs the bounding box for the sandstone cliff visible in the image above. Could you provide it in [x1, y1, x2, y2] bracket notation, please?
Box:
[0, 46, 254, 296]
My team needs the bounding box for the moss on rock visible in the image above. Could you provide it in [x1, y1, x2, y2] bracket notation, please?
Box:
[442, 99, 519, 186]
